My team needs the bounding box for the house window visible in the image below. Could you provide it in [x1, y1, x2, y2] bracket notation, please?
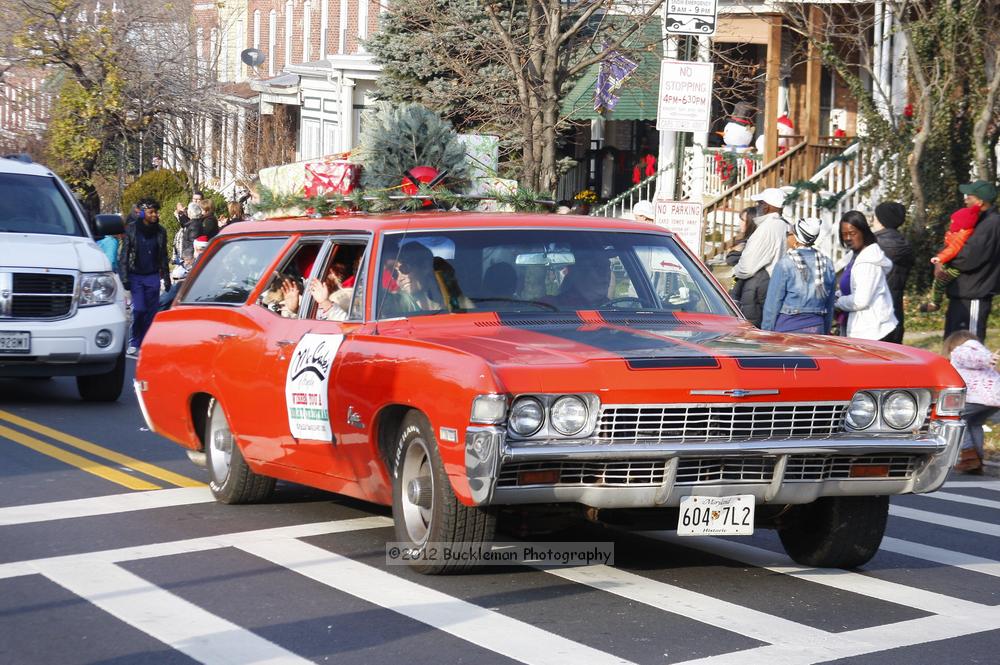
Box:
[303, 1, 312, 62]
[196, 27, 204, 71]
[253, 10, 261, 49]
[285, 0, 293, 67]
[210, 28, 218, 77]
[320, 0, 328, 57]
[357, 0, 368, 51]
[268, 10, 276, 75]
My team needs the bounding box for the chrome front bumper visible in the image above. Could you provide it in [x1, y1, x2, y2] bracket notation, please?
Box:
[465, 420, 965, 508]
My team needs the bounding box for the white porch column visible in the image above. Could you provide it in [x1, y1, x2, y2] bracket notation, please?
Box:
[340, 77, 355, 150]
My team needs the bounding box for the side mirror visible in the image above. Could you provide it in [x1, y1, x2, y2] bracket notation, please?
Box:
[94, 214, 125, 236]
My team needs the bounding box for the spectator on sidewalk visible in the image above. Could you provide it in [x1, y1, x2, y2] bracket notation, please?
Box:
[631, 200, 655, 224]
[731, 188, 789, 327]
[761, 217, 836, 334]
[834, 210, 898, 341]
[943, 330, 1000, 474]
[872, 201, 913, 343]
[941, 180, 1000, 341]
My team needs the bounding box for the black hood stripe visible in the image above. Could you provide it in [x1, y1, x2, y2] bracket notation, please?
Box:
[496, 311, 720, 369]
[736, 356, 818, 370]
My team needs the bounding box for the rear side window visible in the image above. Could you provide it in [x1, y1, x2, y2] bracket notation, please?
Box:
[0, 173, 85, 236]
[180, 237, 287, 305]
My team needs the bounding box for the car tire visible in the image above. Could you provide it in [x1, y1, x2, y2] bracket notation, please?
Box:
[391, 410, 496, 574]
[76, 349, 125, 402]
[205, 397, 275, 504]
[778, 496, 889, 568]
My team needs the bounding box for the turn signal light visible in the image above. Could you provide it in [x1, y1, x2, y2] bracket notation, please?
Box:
[518, 470, 560, 485]
[849, 465, 890, 478]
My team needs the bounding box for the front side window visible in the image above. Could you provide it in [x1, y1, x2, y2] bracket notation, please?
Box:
[375, 229, 733, 318]
[181, 237, 287, 305]
[0, 174, 85, 236]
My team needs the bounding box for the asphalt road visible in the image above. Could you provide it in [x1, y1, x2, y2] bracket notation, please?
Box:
[1, 362, 1000, 665]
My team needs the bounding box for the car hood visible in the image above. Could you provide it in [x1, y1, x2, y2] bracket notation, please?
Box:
[0, 233, 109, 272]
[386, 312, 955, 398]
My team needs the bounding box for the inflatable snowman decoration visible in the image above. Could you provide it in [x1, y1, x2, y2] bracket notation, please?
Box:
[722, 102, 755, 152]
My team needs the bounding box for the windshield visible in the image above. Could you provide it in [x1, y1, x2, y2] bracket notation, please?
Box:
[376, 228, 734, 319]
[0, 173, 85, 236]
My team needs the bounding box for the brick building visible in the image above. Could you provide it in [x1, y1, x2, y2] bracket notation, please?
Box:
[169, 0, 384, 194]
[0, 65, 55, 155]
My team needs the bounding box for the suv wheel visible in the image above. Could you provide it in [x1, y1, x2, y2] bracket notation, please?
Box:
[76, 349, 125, 401]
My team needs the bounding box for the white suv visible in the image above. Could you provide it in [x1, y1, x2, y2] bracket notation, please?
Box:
[0, 156, 128, 401]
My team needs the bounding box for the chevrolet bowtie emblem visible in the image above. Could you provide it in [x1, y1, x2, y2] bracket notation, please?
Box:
[690, 389, 780, 398]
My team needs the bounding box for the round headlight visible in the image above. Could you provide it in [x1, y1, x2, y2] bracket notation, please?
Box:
[846, 392, 877, 430]
[550, 395, 589, 436]
[509, 397, 544, 436]
[883, 391, 918, 429]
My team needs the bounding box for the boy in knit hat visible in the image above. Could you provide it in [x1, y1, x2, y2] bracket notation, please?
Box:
[919, 204, 981, 313]
[872, 201, 913, 343]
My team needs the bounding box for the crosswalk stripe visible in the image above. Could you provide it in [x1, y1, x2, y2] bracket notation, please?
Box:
[914, 490, 1000, 511]
[41, 560, 312, 665]
[546, 564, 830, 646]
[673, 611, 1000, 665]
[889, 504, 1000, 537]
[238, 539, 636, 665]
[0, 516, 394, 580]
[0, 487, 215, 526]
[879, 536, 1000, 577]
[644, 532, 988, 617]
[943, 480, 1000, 491]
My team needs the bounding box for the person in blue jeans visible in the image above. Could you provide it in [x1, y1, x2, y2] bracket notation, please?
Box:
[761, 217, 836, 334]
[119, 200, 171, 355]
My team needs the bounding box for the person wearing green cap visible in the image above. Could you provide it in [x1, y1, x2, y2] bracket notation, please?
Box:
[940, 179, 1000, 340]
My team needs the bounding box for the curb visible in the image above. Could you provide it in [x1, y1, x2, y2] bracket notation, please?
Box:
[984, 459, 1000, 478]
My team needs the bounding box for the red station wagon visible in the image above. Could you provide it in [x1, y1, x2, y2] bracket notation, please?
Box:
[135, 212, 966, 573]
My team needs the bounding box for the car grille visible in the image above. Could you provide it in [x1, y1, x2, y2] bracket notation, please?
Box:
[1, 272, 75, 319]
[498, 460, 667, 487]
[497, 454, 922, 488]
[596, 402, 849, 444]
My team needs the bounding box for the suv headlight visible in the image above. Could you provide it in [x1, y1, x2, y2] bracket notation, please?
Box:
[79, 272, 117, 306]
[882, 391, 918, 429]
[845, 392, 877, 430]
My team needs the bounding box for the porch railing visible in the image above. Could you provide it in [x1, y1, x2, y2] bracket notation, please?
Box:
[590, 169, 662, 219]
[700, 141, 856, 262]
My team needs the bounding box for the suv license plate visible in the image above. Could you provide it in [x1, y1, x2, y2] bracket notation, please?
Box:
[677, 495, 755, 536]
[0, 332, 30, 354]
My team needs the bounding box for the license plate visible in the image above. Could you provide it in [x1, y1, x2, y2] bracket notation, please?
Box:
[677, 495, 755, 536]
[0, 332, 30, 354]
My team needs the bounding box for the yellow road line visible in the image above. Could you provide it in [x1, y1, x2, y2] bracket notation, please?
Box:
[0, 410, 203, 489]
[0, 424, 161, 491]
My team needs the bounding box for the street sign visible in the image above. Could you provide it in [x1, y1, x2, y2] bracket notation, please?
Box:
[665, 0, 718, 36]
[654, 199, 704, 257]
[656, 60, 714, 133]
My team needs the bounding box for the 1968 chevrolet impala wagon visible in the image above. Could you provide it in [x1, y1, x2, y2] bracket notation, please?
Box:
[135, 212, 966, 573]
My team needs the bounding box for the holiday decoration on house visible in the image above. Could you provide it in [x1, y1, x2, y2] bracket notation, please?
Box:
[722, 102, 755, 151]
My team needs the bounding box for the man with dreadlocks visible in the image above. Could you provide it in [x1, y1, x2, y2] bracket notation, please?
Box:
[761, 217, 836, 334]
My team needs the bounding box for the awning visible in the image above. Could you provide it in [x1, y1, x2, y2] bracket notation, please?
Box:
[561, 21, 662, 122]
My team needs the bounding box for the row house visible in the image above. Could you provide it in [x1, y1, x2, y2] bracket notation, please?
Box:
[168, 0, 384, 196]
[0, 66, 55, 154]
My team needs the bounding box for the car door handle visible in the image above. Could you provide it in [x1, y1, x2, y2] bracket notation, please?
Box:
[216, 333, 236, 341]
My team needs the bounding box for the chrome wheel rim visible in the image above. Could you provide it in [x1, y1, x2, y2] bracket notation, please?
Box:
[208, 400, 233, 486]
[400, 437, 434, 545]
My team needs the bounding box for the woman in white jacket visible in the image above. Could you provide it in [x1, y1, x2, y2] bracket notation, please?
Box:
[834, 211, 899, 341]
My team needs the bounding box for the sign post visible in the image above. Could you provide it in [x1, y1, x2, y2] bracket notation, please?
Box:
[654, 199, 705, 257]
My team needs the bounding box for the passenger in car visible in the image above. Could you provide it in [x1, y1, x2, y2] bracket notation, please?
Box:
[381, 242, 444, 316]
[482, 262, 518, 300]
